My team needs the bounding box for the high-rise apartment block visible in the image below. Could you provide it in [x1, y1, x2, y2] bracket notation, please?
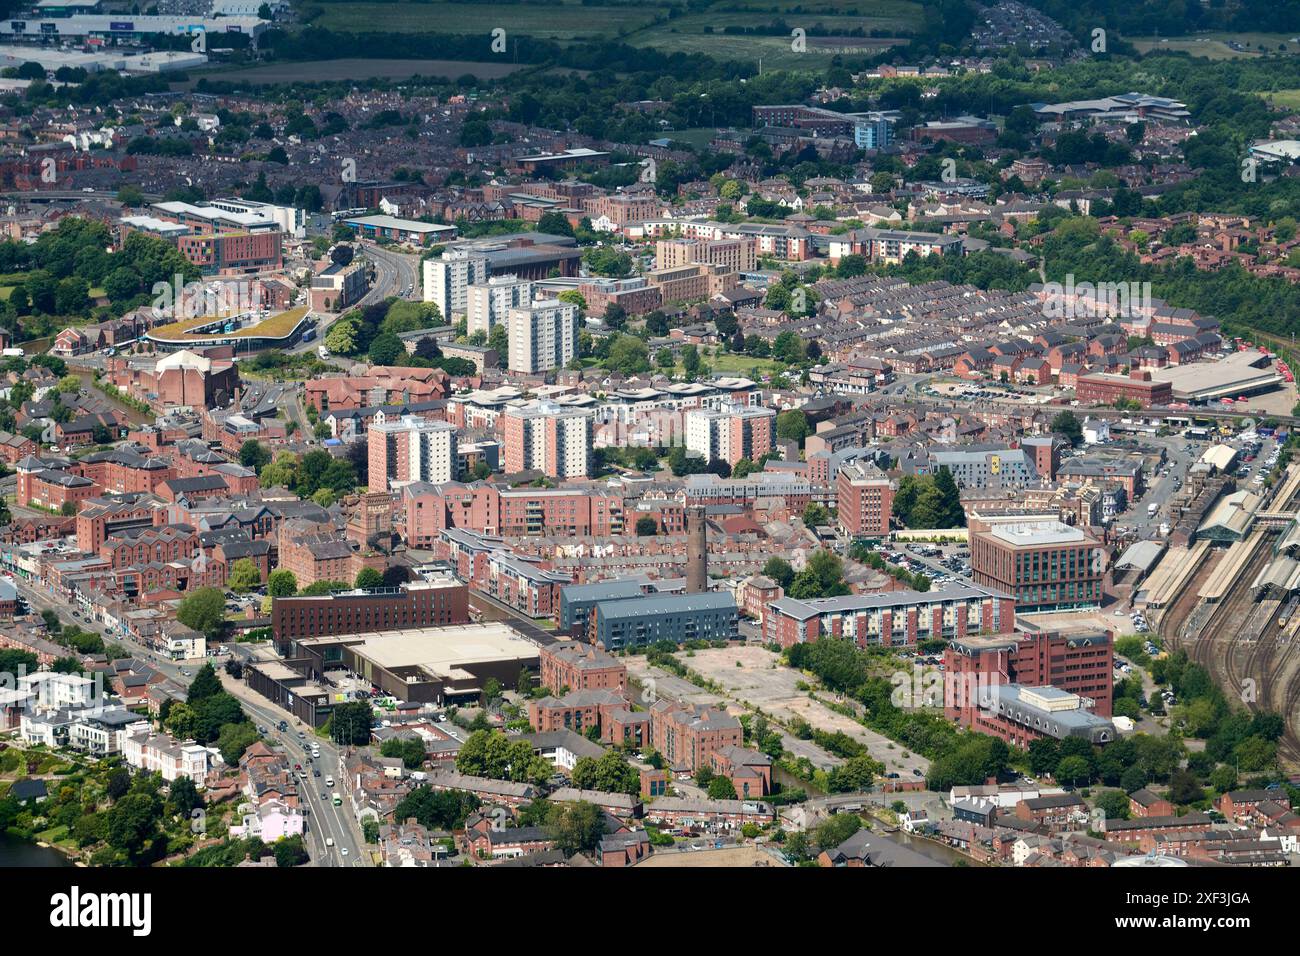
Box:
[423, 250, 488, 321]
[836, 460, 896, 537]
[507, 300, 579, 374]
[502, 403, 593, 479]
[685, 405, 775, 468]
[368, 415, 458, 491]
[466, 275, 532, 337]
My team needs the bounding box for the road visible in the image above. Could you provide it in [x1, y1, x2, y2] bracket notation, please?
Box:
[9, 575, 369, 866]
[284, 243, 419, 362]
[360, 244, 419, 306]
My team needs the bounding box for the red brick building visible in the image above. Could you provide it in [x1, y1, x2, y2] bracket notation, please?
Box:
[836, 460, 895, 537]
[944, 629, 1114, 719]
[538, 642, 627, 695]
[1074, 369, 1172, 409]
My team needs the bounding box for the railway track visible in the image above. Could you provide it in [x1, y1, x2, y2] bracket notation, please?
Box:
[1155, 548, 1221, 641]
[1180, 475, 1300, 771]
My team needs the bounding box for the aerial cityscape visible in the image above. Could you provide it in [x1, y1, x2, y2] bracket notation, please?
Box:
[0, 0, 1297, 898]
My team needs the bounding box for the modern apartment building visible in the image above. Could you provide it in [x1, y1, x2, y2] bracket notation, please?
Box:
[507, 300, 578, 374]
[423, 250, 489, 321]
[465, 275, 532, 337]
[587, 591, 739, 650]
[502, 402, 592, 479]
[763, 583, 1015, 649]
[685, 405, 775, 468]
[368, 415, 458, 491]
[655, 237, 757, 274]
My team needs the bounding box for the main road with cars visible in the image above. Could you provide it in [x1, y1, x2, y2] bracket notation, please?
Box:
[9, 575, 370, 866]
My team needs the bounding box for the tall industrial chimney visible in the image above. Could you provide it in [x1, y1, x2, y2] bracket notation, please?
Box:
[685, 506, 708, 593]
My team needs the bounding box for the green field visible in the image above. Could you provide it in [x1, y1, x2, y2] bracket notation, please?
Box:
[295, 0, 922, 64]
[629, 32, 902, 70]
[672, 351, 784, 379]
[1257, 88, 1300, 110]
[624, 2, 919, 69]
[302, 0, 661, 39]
[1131, 31, 1300, 60]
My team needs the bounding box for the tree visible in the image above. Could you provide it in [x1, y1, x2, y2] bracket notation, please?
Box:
[393, 786, 481, 830]
[1094, 789, 1130, 821]
[380, 737, 428, 770]
[776, 409, 809, 444]
[557, 289, 587, 312]
[635, 516, 659, 536]
[681, 344, 701, 378]
[105, 793, 158, 860]
[368, 331, 404, 366]
[216, 721, 260, 764]
[802, 502, 831, 526]
[1055, 755, 1092, 787]
[324, 318, 360, 356]
[707, 775, 738, 800]
[239, 440, 271, 473]
[228, 558, 262, 593]
[602, 303, 627, 330]
[105, 767, 131, 801]
[762, 557, 795, 590]
[354, 567, 384, 590]
[456, 730, 549, 783]
[537, 212, 574, 237]
[177, 588, 227, 641]
[1051, 411, 1083, 446]
[260, 452, 300, 490]
[267, 569, 297, 598]
[274, 835, 309, 868]
[549, 800, 607, 857]
[1169, 769, 1205, 804]
[330, 701, 373, 746]
[828, 754, 884, 793]
[571, 750, 640, 795]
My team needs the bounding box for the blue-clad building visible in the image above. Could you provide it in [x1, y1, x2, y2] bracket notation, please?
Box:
[557, 578, 647, 635]
[589, 592, 738, 650]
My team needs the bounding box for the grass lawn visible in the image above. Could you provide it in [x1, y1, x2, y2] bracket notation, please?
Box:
[710, 352, 785, 377]
[1257, 89, 1300, 110]
[670, 352, 784, 378]
[1131, 31, 1300, 60]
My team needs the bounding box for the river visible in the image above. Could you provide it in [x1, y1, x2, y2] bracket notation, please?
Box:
[0, 832, 73, 867]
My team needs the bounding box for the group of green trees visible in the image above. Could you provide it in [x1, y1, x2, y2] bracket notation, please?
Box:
[323, 297, 472, 374]
[0, 757, 214, 866]
[161, 662, 259, 765]
[258, 448, 358, 504]
[0, 218, 197, 341]
[893, 468, 965, 530]
[848, 544, 932, 592]
[455, 729, 553, 786]
[570, 750, 640, 796]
